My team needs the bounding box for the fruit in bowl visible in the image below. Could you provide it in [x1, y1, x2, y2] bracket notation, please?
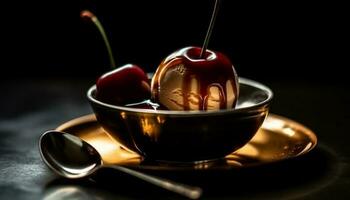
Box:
[82, 0, 238, 111]
[151, 46, 238, 111]
[81, 10, 151, 107]
[87, 78, 272, 162]
[95, 64, 150, 105]
[83, 0, 272, 162]
[149, 0, 237, 111]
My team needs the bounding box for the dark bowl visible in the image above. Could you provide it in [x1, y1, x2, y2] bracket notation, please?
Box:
[87, 77, 273, 162]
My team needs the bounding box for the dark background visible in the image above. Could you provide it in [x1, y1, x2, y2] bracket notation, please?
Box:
[1, 0, 346, 82]
[1, 1, 349, 199]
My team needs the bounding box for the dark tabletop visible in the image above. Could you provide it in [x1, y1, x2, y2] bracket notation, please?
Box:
[0, 78, 349, 200]
[0, 0, 347, 199]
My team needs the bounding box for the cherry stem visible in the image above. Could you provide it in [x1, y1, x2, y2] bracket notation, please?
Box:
[81, 10, 116, 68]
[200, 0, 221, 59]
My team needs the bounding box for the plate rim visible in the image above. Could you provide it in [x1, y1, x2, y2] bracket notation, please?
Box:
[55, 113, 318, 170]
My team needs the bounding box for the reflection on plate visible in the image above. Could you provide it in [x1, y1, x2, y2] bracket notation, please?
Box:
[56, 114, 317, 170]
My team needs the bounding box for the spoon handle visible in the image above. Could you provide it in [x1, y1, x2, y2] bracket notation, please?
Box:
[107, 165, 202, 199]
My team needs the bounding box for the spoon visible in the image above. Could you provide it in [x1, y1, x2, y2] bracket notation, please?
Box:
[39, 130, 202, 199]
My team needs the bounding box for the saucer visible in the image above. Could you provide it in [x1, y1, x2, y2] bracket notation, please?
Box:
[56, 113, 317, 170]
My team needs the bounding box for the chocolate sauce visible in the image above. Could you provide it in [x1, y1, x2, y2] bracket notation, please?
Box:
[151, 46, 238, 111]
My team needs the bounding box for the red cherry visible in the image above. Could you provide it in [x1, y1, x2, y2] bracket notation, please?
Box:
[150, 0, 238, 111]
[96, 64, 150, 105]
[151, 46, 238, 111]
[81, 10, 150, 106]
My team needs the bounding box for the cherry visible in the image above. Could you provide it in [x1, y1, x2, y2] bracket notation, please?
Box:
[81, 10, 150, 105]
[96, 64, 150, 105]
[151, 0, 239, 111]
[151, 46, 238, 111]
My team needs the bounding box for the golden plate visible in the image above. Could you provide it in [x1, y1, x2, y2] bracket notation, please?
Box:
[56, 114, 317, 170]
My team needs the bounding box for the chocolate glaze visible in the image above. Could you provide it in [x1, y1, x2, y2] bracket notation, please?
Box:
[151, 46, 239, 111]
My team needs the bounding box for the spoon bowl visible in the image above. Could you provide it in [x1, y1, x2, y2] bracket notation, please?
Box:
[39, 130, 202, 199]
[39, 130, 102, 178]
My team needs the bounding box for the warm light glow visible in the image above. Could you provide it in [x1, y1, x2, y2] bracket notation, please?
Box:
[296, 142, 313, 156]
[140, 116, 161, 142]
[85, 136, 120, 155]
[194, 163, 211, 170]
[262, 118, 285, 130]
[249, 129, 270, 143]
[234, 143, 260, 157]
[120, 112, 127, 119]
[80, 128, 140, 164]
[226, 79, 235, 108]
[226, 159, 243, 167]
[283, 127, 296, 137]
[156, 116, 165, 124]
[237, 101, 255, 108]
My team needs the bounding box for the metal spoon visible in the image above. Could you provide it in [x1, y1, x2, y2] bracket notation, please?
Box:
[39, 130, 202, 199]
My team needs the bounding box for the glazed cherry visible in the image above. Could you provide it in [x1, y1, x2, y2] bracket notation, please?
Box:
[151, 46, 238, 111]
[151, 0, 238, 111]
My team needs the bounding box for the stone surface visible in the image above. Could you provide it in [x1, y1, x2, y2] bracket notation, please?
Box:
[0, 79, 349, 200]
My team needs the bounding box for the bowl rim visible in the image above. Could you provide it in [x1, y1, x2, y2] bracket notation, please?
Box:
[87, 77, 273, 115]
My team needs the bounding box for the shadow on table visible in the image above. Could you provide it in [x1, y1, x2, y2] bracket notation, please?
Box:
[42, 144, 340, 200]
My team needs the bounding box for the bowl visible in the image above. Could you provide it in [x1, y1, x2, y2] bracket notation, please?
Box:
[87, 77, 273, 162]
